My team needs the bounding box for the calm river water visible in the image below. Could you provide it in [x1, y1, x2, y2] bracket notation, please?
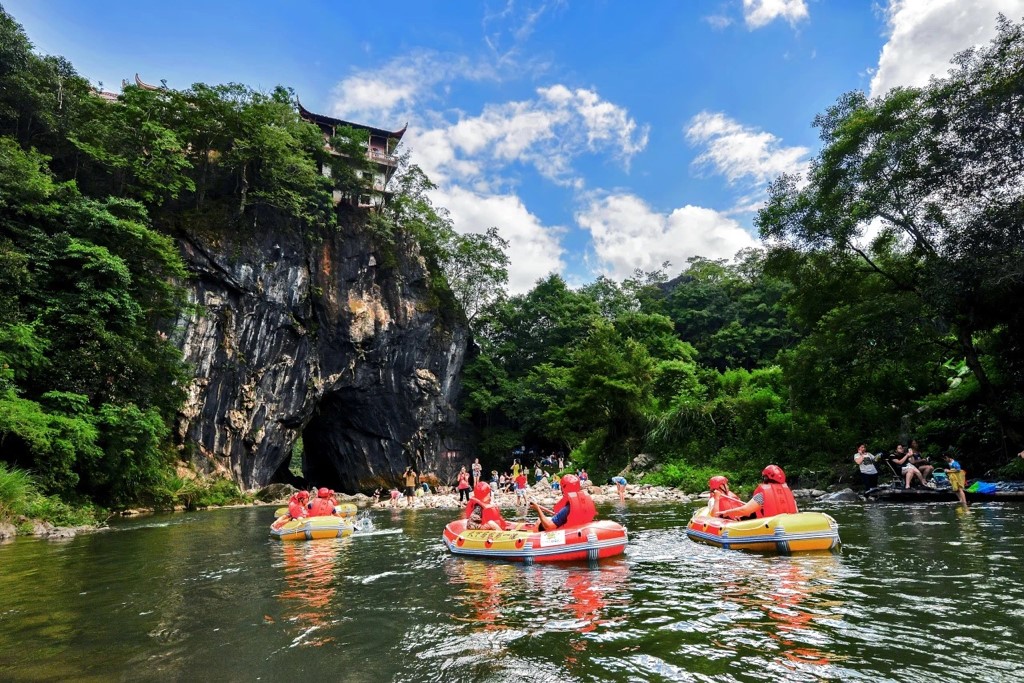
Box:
[1, 501, 1022, 682]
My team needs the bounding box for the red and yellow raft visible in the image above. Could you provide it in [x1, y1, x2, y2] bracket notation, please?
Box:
[270, 503, 358, 541]
[442, 519, 628, 563]
[685, 509, 840, 553]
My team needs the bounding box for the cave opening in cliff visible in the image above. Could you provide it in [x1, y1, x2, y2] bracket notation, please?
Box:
[288, 390, 365, 493]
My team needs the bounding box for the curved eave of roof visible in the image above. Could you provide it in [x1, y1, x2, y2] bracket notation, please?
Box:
[134, 73, 161, 91]
[296, 98, 407, 140]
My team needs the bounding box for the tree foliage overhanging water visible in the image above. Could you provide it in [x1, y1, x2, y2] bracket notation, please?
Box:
[2, 5, 1024, 516]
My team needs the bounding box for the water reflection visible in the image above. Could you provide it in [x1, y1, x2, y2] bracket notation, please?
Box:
[274, 540, 344, 647]
[3, 504, 1024, 681]
[444, 558, 630, 638]
[715, 554, 842, 679]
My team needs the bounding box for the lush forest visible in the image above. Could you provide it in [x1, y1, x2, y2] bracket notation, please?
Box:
[460, 17, 1024, 490]
[2, 5, 1024, 523]
[0, 5, 493, 522]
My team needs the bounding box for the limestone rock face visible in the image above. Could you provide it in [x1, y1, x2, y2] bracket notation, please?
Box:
[169, 211, 468, 492]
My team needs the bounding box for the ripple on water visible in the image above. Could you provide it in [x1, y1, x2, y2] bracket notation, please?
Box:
[2, 504, 1024, 681]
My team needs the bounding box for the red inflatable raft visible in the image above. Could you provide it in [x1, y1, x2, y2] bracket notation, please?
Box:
[442, 519, 628, 563]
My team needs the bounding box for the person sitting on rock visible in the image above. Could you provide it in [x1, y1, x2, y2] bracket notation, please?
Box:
[464, 482, 507, 531]
[707, 476, 743, 516]
[714, 465, 798, 520]
[308, 487, 337, 516]
[287, 490, 309, 519]
[532, 474, 597, 531]
[907, 447, 935, 483]
[890, 445, 927, 489]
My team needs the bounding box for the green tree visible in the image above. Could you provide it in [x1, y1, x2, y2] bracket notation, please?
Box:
[757, 16, 1024, 454]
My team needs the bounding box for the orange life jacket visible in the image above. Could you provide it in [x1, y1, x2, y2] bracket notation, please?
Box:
[753, 482, 798, 517]
[714, 491, 744, 514]
[308, 498, 335, 517]
[464, 497, 507, 528]
[563, 490, 597, 527]
[287, 498, 307, 519]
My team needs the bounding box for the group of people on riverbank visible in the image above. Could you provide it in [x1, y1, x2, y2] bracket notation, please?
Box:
[853, 441, 977, 505]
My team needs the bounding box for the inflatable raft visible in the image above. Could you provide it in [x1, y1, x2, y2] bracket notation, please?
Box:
[442, 519, 628, 563]
[685, 509, 840, 553]
[270, 503, 358, 541]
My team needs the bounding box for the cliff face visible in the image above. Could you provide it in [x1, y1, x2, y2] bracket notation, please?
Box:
[169, 211, 468, 492]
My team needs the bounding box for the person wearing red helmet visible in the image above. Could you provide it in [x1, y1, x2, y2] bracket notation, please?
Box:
[707, 476, 744, 516]
[714, 465, 798, 520]
[308, 487, 337, 517]
[287, 490, 309, 519]
[464, 481, 507, 531]
[532, 474, 597, 531]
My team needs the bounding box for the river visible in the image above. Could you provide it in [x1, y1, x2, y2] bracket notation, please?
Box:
[1, 501, 1022, 682]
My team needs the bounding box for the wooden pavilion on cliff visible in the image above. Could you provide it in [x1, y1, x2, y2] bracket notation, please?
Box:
[95, 75, 407, 210]
[297, 100, 407, 209]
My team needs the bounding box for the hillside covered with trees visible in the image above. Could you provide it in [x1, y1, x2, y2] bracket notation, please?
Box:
[2, 5, 1024, 522]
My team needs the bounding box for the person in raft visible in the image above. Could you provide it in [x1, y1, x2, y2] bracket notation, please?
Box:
[712, 465, 798, 520]
[943, 453, 969, 507]
[531, 474, 597, 531]
[464, 481, 508, 531]
[308, 487, 338, 516]
[287, 490, 309, 519]
[707, 476, 744, 517]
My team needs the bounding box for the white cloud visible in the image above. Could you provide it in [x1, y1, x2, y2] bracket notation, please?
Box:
[743, 0, 809, 29]
[704, 14, 734, 30]
[576, 193, 759, 281]
[685, 111, 810, 186]
[329, 51, 497, 123]
[870, 0, 1024, 97]
[433, 186, 565, 294]
[406, 85, 648, 188]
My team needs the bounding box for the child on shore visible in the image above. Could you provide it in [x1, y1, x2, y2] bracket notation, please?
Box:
[943, 453, 968, 507]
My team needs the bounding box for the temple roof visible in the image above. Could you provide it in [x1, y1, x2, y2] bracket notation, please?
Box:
[297, 99, 407, 141]
[134, 73, 162, 91]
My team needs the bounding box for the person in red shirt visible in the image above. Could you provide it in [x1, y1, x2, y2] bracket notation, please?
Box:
[514, 471, 528, 505]
[456, 466, 471, 503]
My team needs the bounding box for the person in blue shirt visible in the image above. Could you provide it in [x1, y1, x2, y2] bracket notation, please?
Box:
[943, 453, 968, 507]
[609, 476, 627, 502]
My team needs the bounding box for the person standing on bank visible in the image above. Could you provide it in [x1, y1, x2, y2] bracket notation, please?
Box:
[471, 458, 482, 487]
[403, 466, 418, 504]
[456, 466, 471, 503]
[854, 443, 879, 490]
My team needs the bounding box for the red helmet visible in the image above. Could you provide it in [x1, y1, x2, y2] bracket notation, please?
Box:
[317, 487, 330, 498]
[297, 490, 309, 501]
[559, 474, 581, 493]
[708, 476, 729, 491]
[473, 481, 491, 499]
[762, 465, 786, 484]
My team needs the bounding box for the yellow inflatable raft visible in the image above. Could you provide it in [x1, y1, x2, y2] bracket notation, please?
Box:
[270, 503, 358, 541]
[686, 509, 840, 553]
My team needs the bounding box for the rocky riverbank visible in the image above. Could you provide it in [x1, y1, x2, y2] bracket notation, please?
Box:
[1, 484, 865, 543]
[256, 481, 866, 511]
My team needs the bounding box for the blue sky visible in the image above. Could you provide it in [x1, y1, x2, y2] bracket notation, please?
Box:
[7, 0, 1023, 291]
